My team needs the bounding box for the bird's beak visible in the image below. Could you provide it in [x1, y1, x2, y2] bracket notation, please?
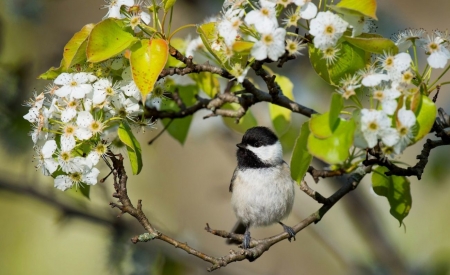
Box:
[236, 143, 246, 149]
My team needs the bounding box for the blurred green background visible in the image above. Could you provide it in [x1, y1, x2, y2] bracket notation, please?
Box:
[1, 0, 450, 274]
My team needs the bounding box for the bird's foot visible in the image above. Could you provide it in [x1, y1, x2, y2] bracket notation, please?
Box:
[242, 228, 251, 249]
[279, 222, 296, 242]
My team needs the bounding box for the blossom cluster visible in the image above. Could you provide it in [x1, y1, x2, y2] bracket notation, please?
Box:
[103, 0, 151, 30]
[187, 0, 320, 82]
[185, 0, 379, 82]
[23, 68, 149, 191]
[393, 29, 450, 69]
[337, 52, 417, 155]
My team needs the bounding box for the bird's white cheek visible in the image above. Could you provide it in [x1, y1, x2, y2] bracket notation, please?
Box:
[247, 141, 283, 164]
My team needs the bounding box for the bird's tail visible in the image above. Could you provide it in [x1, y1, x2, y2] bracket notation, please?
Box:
[225, 222, 246, 245]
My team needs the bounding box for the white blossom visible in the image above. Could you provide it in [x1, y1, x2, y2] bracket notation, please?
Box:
[185, 36, 205, 58]
[359, 66, 390, 87]
[54, 167, 100, 191]
[393, 29, 425, 52]
[285, 38, 305, 56]
[120, 68, 142, 100]
[60, 99, 79, 123]
[356, 109, 399, 148]
[251, 28, 286, 61]
[244, 0, 278, 33]
[293, 0, 318, 20]
[57, 149, 87, 173]
[54, 73, 94, 99]
[110, 93, 141, 118]
[93, 77, 118, 105]
[103, 0, 134, 19]
[87, 142, 110, 166]
[282, 8, 301, 28]
[120, 80, 141, 100]
[54, 175, 73, 191]
[372, 86, 401, 115]
[309, 11, 349, 50]
[379, 52, 412, 81]
[421, 34, 450, 68]
[61, 123, 77, 152]
[76, 111, 105, 140]
[218, 8, 244, 47]
[23, 92, 45, 123]
[35, 140, 59, 176]
[128, 6, 151, 31]
[393, 107, 417, 154]
[340, 13, 367, 37]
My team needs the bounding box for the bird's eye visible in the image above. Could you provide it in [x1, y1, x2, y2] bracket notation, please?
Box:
[254, 142, 261, 147]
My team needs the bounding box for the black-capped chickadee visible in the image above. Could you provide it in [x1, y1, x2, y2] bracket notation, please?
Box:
[227, 126, 296, 249]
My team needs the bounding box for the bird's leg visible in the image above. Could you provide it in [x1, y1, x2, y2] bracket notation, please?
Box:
[242, 226, 251, 249]
[279, 222, 296, 242]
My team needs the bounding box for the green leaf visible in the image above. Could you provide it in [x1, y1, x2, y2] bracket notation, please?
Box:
[344, 33, 398, 54]
[413, 95, 437, 143]
[290, 122, 313, 184]
[162, 0, 176, 10]
[86, 18, 138, 63]
[335, 0, 378, 19]
[309, 42, 368, 85]
[279, 123, 301, 153]
[197, 22, 251, 71]
[79, 184, 90, 200]
[197, 22, 222, 65]
[161, 85, 198, 144]
[232, 41, 254, 54]
[68, 184, 90, 200]
[308, 118, 355, 164]
[269, 75, 294, 136]
[372, 166, 412, 225]
[118, 121, 143, 175]
[190, 72, 220, 98]
[63, 23, 94, 69]
[222, 103, 258, 134]
[309, 112, 333, 139]
[329, 93, 344, 131]
[167, 38, 187, 68]
[38, 60, 66, 80]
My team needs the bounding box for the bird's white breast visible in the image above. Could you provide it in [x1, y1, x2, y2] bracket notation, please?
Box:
[231, 163, 295, 227]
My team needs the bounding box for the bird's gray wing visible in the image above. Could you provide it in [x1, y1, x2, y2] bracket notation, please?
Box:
[229, 167, 238, 192]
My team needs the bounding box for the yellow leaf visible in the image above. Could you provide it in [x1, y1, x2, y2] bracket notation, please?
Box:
[130, 38, 168, 100]
[336, 0, 378, 20]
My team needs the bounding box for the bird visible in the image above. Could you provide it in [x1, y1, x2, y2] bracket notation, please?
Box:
[227, 126, 296, 249]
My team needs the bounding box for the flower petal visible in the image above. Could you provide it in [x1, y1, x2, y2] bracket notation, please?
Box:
[300, 3, 318, 20]
[54, 175, 73, 191]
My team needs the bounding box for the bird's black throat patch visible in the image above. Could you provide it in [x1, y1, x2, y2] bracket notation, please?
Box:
[236, 147, 272, 169]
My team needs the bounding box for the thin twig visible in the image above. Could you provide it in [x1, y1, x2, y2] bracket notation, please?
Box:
[148, 119, 174, 145]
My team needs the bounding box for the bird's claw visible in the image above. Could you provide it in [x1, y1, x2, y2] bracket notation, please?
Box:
[280, 222, 296, 242]
[242, 229, 251, 249]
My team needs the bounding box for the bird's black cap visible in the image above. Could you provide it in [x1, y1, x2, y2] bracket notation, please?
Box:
[240, 126, 278, 147]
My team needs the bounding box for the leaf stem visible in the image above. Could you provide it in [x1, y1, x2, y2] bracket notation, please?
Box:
[168, 7, 174, 35]
[168, 24, 197, 42]
[429, 63, 450, 88]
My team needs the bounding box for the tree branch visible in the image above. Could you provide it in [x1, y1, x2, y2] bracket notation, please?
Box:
[107, 151, 371, 271]
[307, 165, 346, 183]
[363, 139, 448, 179]
[149, 47, 318, 122]
[0, 177, 113, 226]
